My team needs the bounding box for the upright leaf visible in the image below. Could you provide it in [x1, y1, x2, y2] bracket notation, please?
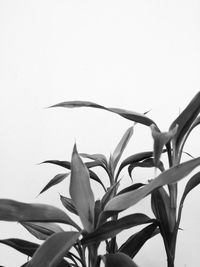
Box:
[169, 91, 200, 154]
[27, 231, 80, 267]
[0, 199, 80, 230]
[110, 126, 134, 172]
[70, 144, 95, 232]
[105, 157, 200, 211]
[60, 195, 78, 215]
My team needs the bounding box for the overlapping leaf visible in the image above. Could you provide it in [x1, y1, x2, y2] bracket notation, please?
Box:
[103, 252, 139, 267]
[70, 144, 95, 232]
[27, 231, 80, 267]
[118, 223, 158, 258]
[60, 195, 78, 215]
[21, 222, 64, 240]
[81, 213, 153, 245]
[105, 157, 200, 211]
[0, 199, 80, 230]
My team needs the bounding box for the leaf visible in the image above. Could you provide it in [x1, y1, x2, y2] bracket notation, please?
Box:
[81, 213, 153, 246]
[151, 187, 172, 234]
[70, 144, 95, 232]
[21, 222, 64, 240]
[180, 171, 200, 205]
[150, 124, 178, 167]
[60, 195, 78, 215]
[110, 126, 134, 172]
[128, 158, 164, 178]
[103, 252, 139, 267]
[116, 151, 154, 179]
[101, 182, 120, 210]
[0, 199, 80, 230]
[105, 157, 200, 211]
[80, 153, 108, 168]
[117, 183, 145, 196]
[39, 173, 70, 195]
[27, 231, 80, 267]
[0, 238, 38, 257]
[49, 100, 156, 127]
[169, 91, 200, 154]
[41, 160, 71, 169]
[118, 223, 158, 258]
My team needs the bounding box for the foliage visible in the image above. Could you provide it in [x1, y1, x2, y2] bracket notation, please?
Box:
[1, 92, 200, 267]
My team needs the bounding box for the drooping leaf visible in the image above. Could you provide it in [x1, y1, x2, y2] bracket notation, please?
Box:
[128, 158, 164, 178]
[60, 195, 78, 215]
[49, 100, 156, 127]
[0, 199, 80, 230]
[169, 91, 200, 154]
[116, 151, 154, 179]
[103, 252, 139, 267]
[39, 173, 70, 195]
[27, 231, 80, 267]
[70, 144, 95, 232]
[105, 157, 200, 211]
[118, 223, 158, 258]
[110, 126, 134, 172]
[41, 160, 71, 169]
[150, 124, 178, 167]
[0, 238, 38, 257]
[80, 153, 108, 168]
[81, 213, 153, 246]
[88, 169, 107, 192]
[21, 222, 64, 240]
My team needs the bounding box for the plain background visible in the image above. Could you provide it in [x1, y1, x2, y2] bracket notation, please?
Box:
[0, 0, 200, 266]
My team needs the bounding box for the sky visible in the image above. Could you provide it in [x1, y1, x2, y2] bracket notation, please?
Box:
[0, 0, 200, 266]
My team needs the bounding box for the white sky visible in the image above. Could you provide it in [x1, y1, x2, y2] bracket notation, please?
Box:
[0, 0, 200, 266]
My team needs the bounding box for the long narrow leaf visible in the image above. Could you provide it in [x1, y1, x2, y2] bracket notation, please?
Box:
[81, 213, 153, 245]
[27, 231, 80, 267]
[39, 173, 70, 195]
[105, 157, 200, 211]
[0, 238, 38, 257]
[169, 91, 200, 153]
[0, 199, 80, 230]
[70, 144, 95, 232]
[21, 222, 64, 240]
[118, 223, 158, 258]
[49, 101, 156, 127]
[110, 126, 133, 172]
[60, 195, 78, 215]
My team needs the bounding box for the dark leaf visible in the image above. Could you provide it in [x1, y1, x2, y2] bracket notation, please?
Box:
[117, 183, 145, 195]
[103, 252, 139, 267]
[27, 231, 80, 267]
[181, 171, 200, 205]
[39, 173, 70, 195]
[0, 238, 38, 257]
[118, 223, 158, 258]
[81, 213, 153, 245]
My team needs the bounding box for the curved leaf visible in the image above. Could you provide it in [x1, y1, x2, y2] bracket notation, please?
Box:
[181, 171, 200, 205]
[118, 223, 158, 258]
[169, 91, 200, 154]
[103, 252, 139, 267]
[70, 144, 95, 232]
[0, 199, 80, 230]
[117, 183, 145, 196]
[21, 222, 64, 240]
[60, 195, 78, 215]
[27, 231, 80, 267]
[0, 238, 38, 257]
[110, 126, 133, 172]
[49, 100, 156, 127]
[105, 157, 200, 211]
[81, 213, 153, 246]
[39, 173, 70, 195]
